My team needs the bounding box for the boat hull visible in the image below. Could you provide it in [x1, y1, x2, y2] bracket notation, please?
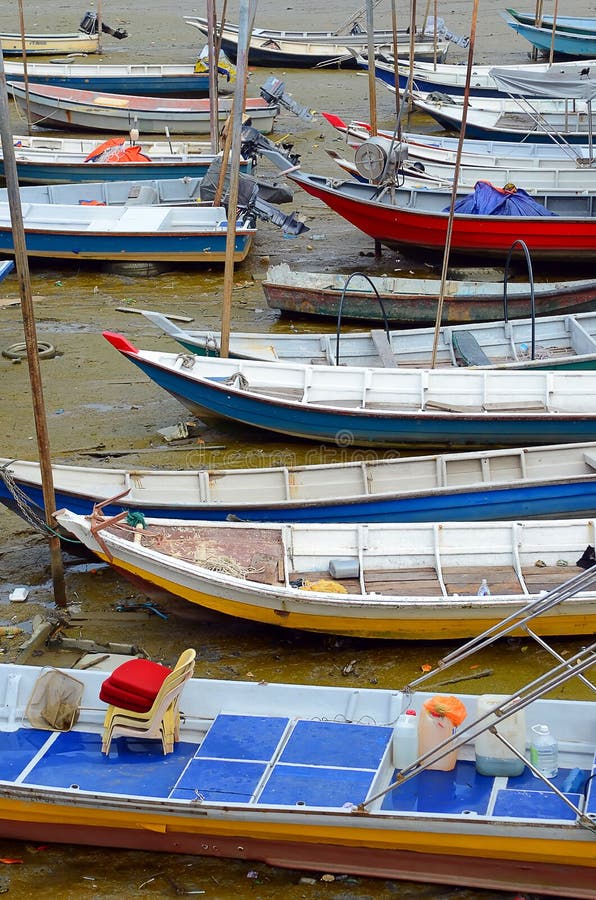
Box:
[1, 802, 594, 899]
[0, 228, 252, 263]
[262, 279, 596, 324]
[507, 19, 596, 57]
[0, 33, 99, 55]
[5, 72, 213, 97]
[5, 157, 251, 185]
[290, 173, 596, 261]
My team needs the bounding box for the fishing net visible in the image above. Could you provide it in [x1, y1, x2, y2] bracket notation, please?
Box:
[25, 668, 84, 731]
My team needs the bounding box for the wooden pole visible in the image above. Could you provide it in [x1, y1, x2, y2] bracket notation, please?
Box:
[532, 0, 544, 61]
[219, 0, 256, 359]
[207, 0, 220, 153]
[97, 0, 103, 54]
[365, 0, 378, 136]
[17, 0, 31, 133]
[407, 0, 417, 116]
[430, 0, 479, 369]
[0, 48, 67, 608]
[548, 0, 560, 65]
[390, 0, 401, 130]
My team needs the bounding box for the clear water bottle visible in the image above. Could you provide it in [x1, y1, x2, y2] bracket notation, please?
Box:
[477, 578, 490, 596]
[530, 724, 558, 778]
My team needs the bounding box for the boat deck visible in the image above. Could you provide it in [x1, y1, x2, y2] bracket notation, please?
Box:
[4, 713, 595, 822]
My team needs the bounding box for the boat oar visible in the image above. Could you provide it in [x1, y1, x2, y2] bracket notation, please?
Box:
[164, 125, 173, 155]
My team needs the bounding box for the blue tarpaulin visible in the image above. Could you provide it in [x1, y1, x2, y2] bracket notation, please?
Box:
[445, 181, 558, 217]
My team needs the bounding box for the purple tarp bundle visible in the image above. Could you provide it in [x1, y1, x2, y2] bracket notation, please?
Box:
[446, 180, 558, 217]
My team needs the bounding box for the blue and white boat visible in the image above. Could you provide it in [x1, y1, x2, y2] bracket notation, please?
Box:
[0, 260, 14, 283]
[6, 440, 596, 525]
[507, 9, 596, 36]
[2, 60, 235, 98]
[103, 332, 596, 449]
[0, 599, 594, 895]
[504, 13, 596, 58]
[358, 53, 596, 98]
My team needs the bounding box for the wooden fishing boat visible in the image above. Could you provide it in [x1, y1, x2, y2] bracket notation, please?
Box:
[0, 193, 254, 264]
[183, 15, 449, 67]
[142, 304, 596, 369]
[361, 53, 596, 98]
[7, 82, 279, 135]
[6, 134, 254, 184]
[259, 266, 596, 324]
[283, 169, 596, 261]
[103, 331, 596, 449]
[1, 651, 594, 896]
[2, 60, 235, 98]
[322, 112, 596, 168]
[507, 9, 596, 36]
[7, 440, 596, 525]
[503, 14, 596, 59]
[55, 507, 596, 639]
[0, 29, 100, 55]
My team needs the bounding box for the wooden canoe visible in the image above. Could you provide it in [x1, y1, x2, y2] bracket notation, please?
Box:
[56, 508, 596, 639]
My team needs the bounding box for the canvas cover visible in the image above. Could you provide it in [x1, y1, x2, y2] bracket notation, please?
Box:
[489, 64, 596, 101]
[447, 181, 557, 217]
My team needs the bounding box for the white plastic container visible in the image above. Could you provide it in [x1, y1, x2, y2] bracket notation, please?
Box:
[529, 724, 558, 778]
[474, 694, 526, 777]
[418, 696, 467, 771]
[392, 709, 418, 769]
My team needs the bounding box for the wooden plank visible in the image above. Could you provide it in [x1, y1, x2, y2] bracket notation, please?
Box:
[370, 329, 399, 367]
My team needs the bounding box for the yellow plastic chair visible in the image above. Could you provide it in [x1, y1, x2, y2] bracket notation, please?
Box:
[101, 648, 196, 755]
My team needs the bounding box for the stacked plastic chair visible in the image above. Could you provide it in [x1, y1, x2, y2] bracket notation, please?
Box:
[99, 648, 196, 755]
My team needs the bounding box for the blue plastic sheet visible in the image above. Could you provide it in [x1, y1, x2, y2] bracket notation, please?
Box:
[445, 181, 558, 217]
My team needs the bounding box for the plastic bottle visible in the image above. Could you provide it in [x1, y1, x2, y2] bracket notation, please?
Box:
[419, 695, 467, 771]
[477, 579, 490, 597]
[529, 724, 558, 778]
[474, 694, 526, 777]
[392, 709, 418, 770]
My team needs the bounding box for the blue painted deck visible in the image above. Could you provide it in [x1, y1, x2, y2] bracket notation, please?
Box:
[2, 714, 592, 823]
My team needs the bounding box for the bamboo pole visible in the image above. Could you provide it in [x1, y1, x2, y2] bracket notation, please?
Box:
[430, 0, 479, 369]
[407, 0, 417, 116]
[365, 0, 378, 136]
[532, 0, 544, 60]
[207, 0, 220, 154]
[219, 0, 256, 359]
[97, 0, 103, 54]
[390, 0, 401, 129]
[548, 0, 560, 65]
[0, 48, 67, 608]
[17, 0, 31, 133]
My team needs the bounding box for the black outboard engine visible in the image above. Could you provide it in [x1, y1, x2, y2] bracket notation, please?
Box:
[240, 125, 301, 173]
[199, 157, 308, 237]
[79, 12, 128, 40]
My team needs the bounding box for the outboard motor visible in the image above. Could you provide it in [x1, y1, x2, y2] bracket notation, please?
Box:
[79, 12, 128, 40]
[259, 77, 315, 122]
[199, 157, 308, 236]
[240, 125, 301, 172]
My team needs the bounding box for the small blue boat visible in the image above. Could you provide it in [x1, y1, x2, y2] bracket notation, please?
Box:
[506, 9, 596, 37]
[504, 14, 596, 58]
[6, 440, 596, 525]
[104, 332, 596, 449]
[2, 60, 235, 98]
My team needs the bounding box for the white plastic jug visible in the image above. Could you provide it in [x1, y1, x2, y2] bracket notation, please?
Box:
[474, 694, 526, 777]
[392, 709, 418, 769]
[418, 696, 467, 771]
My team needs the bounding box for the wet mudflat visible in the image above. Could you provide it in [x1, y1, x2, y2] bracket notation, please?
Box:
[1, 1, 595, 897]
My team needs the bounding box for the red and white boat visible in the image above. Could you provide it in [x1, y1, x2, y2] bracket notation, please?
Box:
[285, 169, 596, 260]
